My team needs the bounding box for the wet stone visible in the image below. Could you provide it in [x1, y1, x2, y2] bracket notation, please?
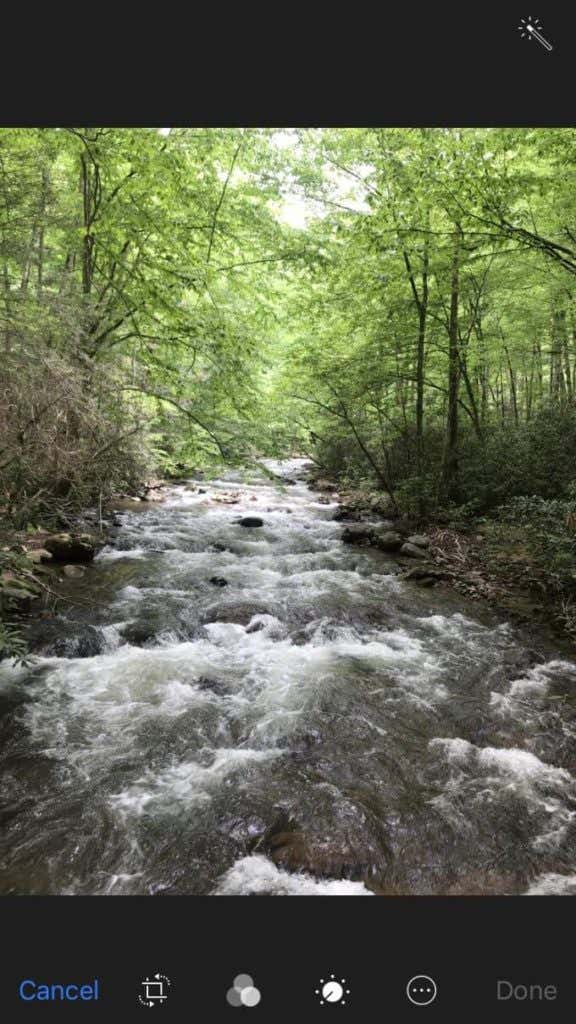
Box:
[407, 534, 431, 549]
[27, 619, 105, 658]
[373, 530, 403, 552]
[62, 564, 86, 579]
[196, 677, 229, 697]
[44, 532, 100, 563]
[341, 525, 374, 545]
[400, 542, 429, 559]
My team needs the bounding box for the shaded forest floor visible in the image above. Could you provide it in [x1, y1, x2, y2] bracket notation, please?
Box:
[430, 521, 576, 651]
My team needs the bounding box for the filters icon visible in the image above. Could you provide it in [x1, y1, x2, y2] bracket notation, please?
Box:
[226, 974, 262, 1008]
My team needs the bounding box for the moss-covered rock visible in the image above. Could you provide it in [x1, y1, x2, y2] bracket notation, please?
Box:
[44, 533, 100, 563]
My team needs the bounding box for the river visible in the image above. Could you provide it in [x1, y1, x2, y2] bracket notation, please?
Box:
[1, 459, 575, 896]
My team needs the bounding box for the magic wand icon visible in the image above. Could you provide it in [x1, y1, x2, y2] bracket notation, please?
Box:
[518, 16, 553, 51]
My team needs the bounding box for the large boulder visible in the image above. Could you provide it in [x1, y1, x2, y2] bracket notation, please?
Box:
[255, 811, 379, 880]
[238, 517, 263, 528]
[372, 529, 403, 552]
[407, 534, 431, 549]
[341, 525, 374, 546]
[44, 533, 99, 563]
[400, 542, 429, 559]
[314, 479, 338, 493]
[26, 618, 105, 657]
[333, 505, 357, 522]
[401, 566, 446, 581]
[400, 566, 448, 587]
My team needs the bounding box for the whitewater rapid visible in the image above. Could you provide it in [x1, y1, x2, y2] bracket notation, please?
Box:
[0, 459, 575, 895]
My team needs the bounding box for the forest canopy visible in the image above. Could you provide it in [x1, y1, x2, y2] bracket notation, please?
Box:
[2, 127, 576, 525]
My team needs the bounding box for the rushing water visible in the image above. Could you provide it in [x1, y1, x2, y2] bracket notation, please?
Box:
[1, 459, 576, 896]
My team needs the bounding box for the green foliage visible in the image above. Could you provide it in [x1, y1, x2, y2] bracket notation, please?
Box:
[2, 126, 576, 531]
[0, 127, 299, 521]
[268, 127, 576, 516]
[498, 495, 576, 578]
[375, 407, 576, 513]
[0, 622, 29, 664]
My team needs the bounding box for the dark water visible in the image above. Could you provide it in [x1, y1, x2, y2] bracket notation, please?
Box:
[1, 459, 576, 896]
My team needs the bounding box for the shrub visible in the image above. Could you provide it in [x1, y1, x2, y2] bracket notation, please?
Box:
[497, 495, 576, 578]
[0, 350, 151, 529]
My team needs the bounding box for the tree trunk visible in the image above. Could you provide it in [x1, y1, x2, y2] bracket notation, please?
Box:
[415, 247, 429, 502]
[402, 226, 429, 512]
[503, 344, 519, 426]
[442, 225, 462, 499]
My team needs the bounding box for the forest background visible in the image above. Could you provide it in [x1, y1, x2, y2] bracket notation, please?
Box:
[2, 127, 576, 649]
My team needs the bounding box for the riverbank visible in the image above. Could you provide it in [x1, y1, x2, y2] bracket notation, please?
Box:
[4, 467, 576, 663]
[0, 479, 170, 660]
[310, 474, 576, 653]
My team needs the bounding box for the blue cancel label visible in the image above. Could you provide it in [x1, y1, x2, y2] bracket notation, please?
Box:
[19, 979, 100, 1001]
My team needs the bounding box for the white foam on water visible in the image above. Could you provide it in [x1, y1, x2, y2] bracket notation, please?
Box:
[429, 738, 576, 851]
[212, 854, 374, 896]
[110, 748, 280, 817]
[505, 659, 576, 701]
[8, 606, 454, 823]
[417, 612, 486, 636]
[431, 737, 473, 764]
[477, 747, 571, 785]
[19, 643, 233, 762]
[97, 547, 147, 561]
[111, 585, 144, 611]
[532, 805, 576, 853]
[525, 872, 576, 895]
[4, 457, 576, 895]
[98, 623, 125, 652]
[0, 659, 32, 688]
[509, 674, 550, 699]
[431, 738, 572, 788]
[103, 872, 145, 894]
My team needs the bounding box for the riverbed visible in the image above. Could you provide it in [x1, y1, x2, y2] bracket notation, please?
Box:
[1, 460, 575, 895]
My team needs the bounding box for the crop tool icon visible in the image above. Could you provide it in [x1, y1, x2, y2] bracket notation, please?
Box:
[139, 974, 171, 1007]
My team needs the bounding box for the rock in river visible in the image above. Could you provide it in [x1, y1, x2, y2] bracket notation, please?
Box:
[341, 525, 374, 545]
[44, 533, 100, 563]
[62, 564, 86, 579]
[373, 529, 403, 552]
[238, 517, 264, 528]
[27, 618, 105, 658]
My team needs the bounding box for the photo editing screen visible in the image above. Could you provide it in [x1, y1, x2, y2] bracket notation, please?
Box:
[0, 9, 575, 1021]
